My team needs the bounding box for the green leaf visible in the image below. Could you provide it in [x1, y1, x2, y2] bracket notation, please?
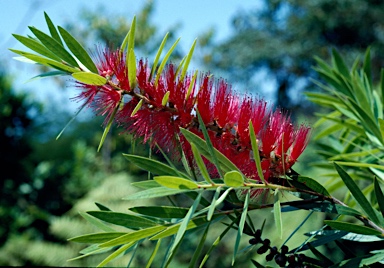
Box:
[297, 176, 330, 196]
[69, 232, 126, 243]
[149, 32, 169, 81]
[123, 187, 191, 200]
[180, 39, 197, 82]
[97, 242, 135, 267]
[72, 72, 107, 85]
[56, 103, 87, 140]
[249, 120, 266, 184]
[95, 202, 112, 211]
[224, 170, 244, 187]
[282, 201, 362, 217]
[232, 190, 250, 265]
[185, 70, 198, 101]
[44, 12, 62, 46]
[324, 220, 383, 236]
[79, 211, 115, 232]
[87, 211, 159, 229]
[374, 177, 384, 218]
[58, 26, 99, 73]
[129, 206, 189, 219]
[26, 70, 67, 83]
[274, 190, 283, 239]
[10, 49, 79, 73]
[97, 102, 120, 152]
[154, 176, 198, 190]
[155, 38, 180, 86]
[12, 34, 61, 61]
[307, 243, 334, 266]
[123, 154, 189, 179]
[29, 26, 79, 67]
[334, 163, 381, 225]
[99, 225, 166, 248]
[191, 142, 213, 184]
[146, 239, 162, 268]
[207, 187, 222, 221]
[161, 91, 170, 106]
[168, 192, 202, 262]
[180, 128, 240, 174]
[189, 222, 210, 268]
[128, 48, 137, 89]
[127, 16, 136, 54]
[131, 180, 161, 189]
[199, 221, 234, 268]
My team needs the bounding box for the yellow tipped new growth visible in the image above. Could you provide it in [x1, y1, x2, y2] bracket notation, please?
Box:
[161, 91, 170, 106]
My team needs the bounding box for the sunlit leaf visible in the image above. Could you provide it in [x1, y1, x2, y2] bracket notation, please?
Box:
[99, 225, 166, 248]
[224, 170, 244, 187]
[72, 72, 107, 85]
[97, 242, 135, 267]
[249, 120, 266, 184]
[149, 32, 169, 81]
[154, 176, 198, 190]
[69, 232, 126, 243]
[155, 38, 180, 86]
[12, 34, 61, 61]
[180, 39, 196, 81]
[44, 12, 62, 46]
[191, 142, 213, 184]
[128, 48, 137, 89]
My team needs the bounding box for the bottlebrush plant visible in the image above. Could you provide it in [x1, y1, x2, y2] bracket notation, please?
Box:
[12, 13, 384, 267]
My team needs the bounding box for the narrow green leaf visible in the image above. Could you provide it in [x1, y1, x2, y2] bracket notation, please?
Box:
[161, 91, 170, 106]
[168, 192, 202, 260]
[155, 38, 180, 86]
[68, 246, 113, 262]
[123, 154, 189, 179]
[191, 142, 213, 184]
[129, 206, 189, 219]
[307, 243, 334, 266]
[131, 180, 161, 189]
[180, 128, 241, 175]
[189, 222, 210, 268]
[363, 47, 372, 87]
[207, 187, 222, 221]
[274, 190, 283, 239]
[99, 225, 166, 248]
[127, 16, 136, 54]
[69, 232, 126, 243]
[26, 70, 67, 83]
[79, 211, 115, 232]
[335, 161, 384, 171]
[72, 72, 107, 86]
[374, 177, 384, 218]
[97, 242, 135, 267]
[224, 170, 244, 187]
[95, 202, 112, 211]
[12, 34, 61, 61]
[58, 26, 99, 73]
[335, 163, 381, 225]
[29, 26, 78, 67]
[154, 176, 198, 190]
[324, 220, 383, 236]
[10, 49, 79, 73]
[199, 221, 234, 268]
[123, 187, 191, 200]
[297, 176, 330, 196]
[97, 102, 120, 152]
[180, 39, 197, 82]
[87, 211, 158, 229]
[185, 70, 198, 101]
[130, 99, 143, 117]
[249, 120, 266, 184]
[149, 32, 169, 81]
[283, 201, 362, 217]
[196, 111, 224, 178]
[232, 190, 250, 265]
[56, 103, 88, 140]
[128, 48, 137, 89]
[145, 239, 162, 268]
[250, 259, 265, 268]
[44, 12, 62, 45]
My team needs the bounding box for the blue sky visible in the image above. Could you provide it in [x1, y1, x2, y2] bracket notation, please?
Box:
[1, 0, 262, 107]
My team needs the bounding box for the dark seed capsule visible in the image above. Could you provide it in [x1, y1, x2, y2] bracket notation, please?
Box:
[287, 254, 296, 264]
[263, 238, 270, 246]
[281, 245, 289, 254]
[270, 246, 278, 254]
[275, 254, 287, 267]
[249, 238, 259, 245]
[266, 252, 275, 261]
[254, 229, 262, 239]
[257, 245, 269, 254]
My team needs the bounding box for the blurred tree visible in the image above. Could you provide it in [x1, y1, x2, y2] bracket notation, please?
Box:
[206, 0, 384, 111]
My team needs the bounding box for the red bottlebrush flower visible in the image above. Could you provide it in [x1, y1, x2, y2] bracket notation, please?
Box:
[71, 47, 310, 184]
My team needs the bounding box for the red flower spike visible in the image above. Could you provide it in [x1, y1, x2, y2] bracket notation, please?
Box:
[73, 48, 310, 185]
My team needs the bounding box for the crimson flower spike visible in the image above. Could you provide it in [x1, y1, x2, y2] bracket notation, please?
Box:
[73, 47, 310, 184]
